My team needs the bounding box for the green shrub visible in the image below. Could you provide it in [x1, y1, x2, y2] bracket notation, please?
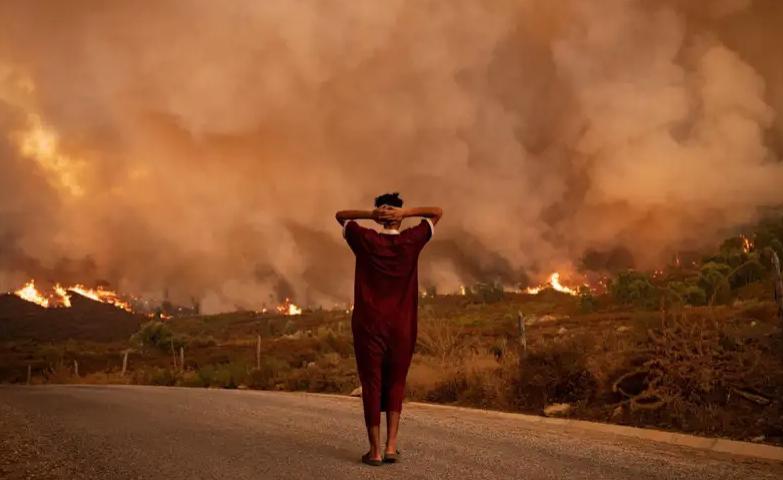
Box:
[247, 357, 290, 389]
[197, 363, 247, 388]
[130, 321, 185, 352]
[610, 271, 660, 309]
[666, 281, 707, 306]
[149, 367, 177, 386]
[699, 262, 732, 303]
[728, 257, 765, 289]
[131, 367, 177, 386]
[578, 286, 597, 313]
[178, 371, 206, 387]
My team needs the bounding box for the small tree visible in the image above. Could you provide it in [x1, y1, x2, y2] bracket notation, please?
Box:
[578, 286, 597, 313]
[610, 270, 660, 309]
[666, 280, 707, 306]
[130, 321, 185, 352]
[469, 282, 504, 304]
[698, 262, 732, 304]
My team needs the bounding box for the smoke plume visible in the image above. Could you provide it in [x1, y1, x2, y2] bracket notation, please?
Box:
[1, 0, 781, 311]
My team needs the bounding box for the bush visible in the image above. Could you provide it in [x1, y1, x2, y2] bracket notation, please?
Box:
[247, 357, 290, 389]
[131, 367, 177, 386]
[666, 281, 707, 306]
[578, 286, 597, 313]
[610, 271, 660, 309]
[468, 282, 504, 304]
[197, 363, 247, 388]
[416, 318, 464, 364]
[515, 336, 598, 409]
[699, 262, 732, 303]
[728, 257, 765, 289]
[149, 367, 177, 386]
[130, 321, 185, 352]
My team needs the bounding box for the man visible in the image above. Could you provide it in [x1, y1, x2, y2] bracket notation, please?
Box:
[335, 192, 443, 466]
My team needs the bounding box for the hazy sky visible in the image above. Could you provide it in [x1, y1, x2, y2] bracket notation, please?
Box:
[1, 0, 782, 312]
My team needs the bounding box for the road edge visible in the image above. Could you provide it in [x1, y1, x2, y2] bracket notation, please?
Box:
[12, 385, 783, 462]
[301, 390, 783, 462]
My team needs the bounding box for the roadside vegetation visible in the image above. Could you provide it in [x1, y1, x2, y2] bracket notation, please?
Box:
[2, 216, 782, 445]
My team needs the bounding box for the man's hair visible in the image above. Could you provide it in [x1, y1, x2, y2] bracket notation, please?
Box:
[374, 192, 403, 208]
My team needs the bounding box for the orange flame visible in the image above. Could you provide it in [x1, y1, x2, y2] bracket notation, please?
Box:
[276, 298, 302, 315]
[68, 285, 133, 312]
[525, 272, 580, 296]
[14, 280, 50, 307]
[740, 235, 753, 254]
[12, 280, 132, 312]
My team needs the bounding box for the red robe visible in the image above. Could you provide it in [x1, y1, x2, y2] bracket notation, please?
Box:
[343, 219, 433, 427]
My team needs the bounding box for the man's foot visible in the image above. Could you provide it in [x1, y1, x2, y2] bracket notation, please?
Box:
[361, 452, 383, 467]
[383, 449, 401, 463]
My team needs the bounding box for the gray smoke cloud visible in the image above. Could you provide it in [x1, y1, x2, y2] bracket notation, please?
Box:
[0, 0, 781, 312]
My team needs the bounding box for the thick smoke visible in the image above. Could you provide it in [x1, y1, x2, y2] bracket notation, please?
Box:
[0, 0, 781, 312]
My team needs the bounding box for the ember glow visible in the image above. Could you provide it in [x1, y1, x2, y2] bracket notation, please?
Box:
[525, 273, 580, 296]
[740, 235, 754, 254]
[276, 298, 303, 316]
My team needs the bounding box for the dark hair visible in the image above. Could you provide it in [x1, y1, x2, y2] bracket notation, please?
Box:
[374, 192, 403, 208]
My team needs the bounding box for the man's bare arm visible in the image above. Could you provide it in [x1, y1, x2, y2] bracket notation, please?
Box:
[378, 206, 443, 225]
[335, 209, 383, 226]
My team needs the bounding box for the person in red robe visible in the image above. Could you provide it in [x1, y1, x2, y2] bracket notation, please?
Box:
[336, 192, 443, 466]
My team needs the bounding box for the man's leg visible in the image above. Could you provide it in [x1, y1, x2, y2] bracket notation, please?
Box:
[385, 410, 401, 454]
[353, 334, 385, 461]
[383, 344, 413, 455]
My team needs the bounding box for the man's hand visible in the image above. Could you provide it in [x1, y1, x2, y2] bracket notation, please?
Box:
[371, 207, 388, 224]
[376, 206, 405, 223]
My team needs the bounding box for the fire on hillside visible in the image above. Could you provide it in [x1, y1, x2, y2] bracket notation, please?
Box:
[10, 280, 304, 317]
[276, 298, 303, 316]
[14, 280, 132, 311]
[524, 272, 582, 296]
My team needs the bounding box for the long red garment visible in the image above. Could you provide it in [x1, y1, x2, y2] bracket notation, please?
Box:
[343, 219, 433, 427]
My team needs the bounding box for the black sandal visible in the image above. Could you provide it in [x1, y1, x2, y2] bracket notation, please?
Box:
[362, 453, 383, 467]
[383, 450, 401, 463]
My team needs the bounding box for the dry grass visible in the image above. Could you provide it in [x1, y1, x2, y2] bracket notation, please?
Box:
[3, 295, 780, 444]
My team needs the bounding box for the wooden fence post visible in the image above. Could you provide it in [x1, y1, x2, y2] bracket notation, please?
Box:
[256, 334, 261, 370]
[121, 351, 129, 376]
[769, 249, 783, 324]
[27, 364, 31, 385]
[170, 338, 177, 369]
[517, 311, 527, 358]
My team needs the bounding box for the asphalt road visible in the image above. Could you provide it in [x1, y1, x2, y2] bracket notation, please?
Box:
[0, 385, 780, 479]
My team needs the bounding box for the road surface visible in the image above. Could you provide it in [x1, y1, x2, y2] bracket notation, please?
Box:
[0, 385, 780, 479]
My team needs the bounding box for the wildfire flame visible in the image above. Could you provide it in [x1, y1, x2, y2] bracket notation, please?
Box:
[53, 284, 72, 307]
[14, 280, 51, 308]
[68, 285, 133, 312]
[740, 234, 753, 254]
[11, 280, 132, 311]
[525, 272, 580, 296]
[276, 298, 302, 316]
